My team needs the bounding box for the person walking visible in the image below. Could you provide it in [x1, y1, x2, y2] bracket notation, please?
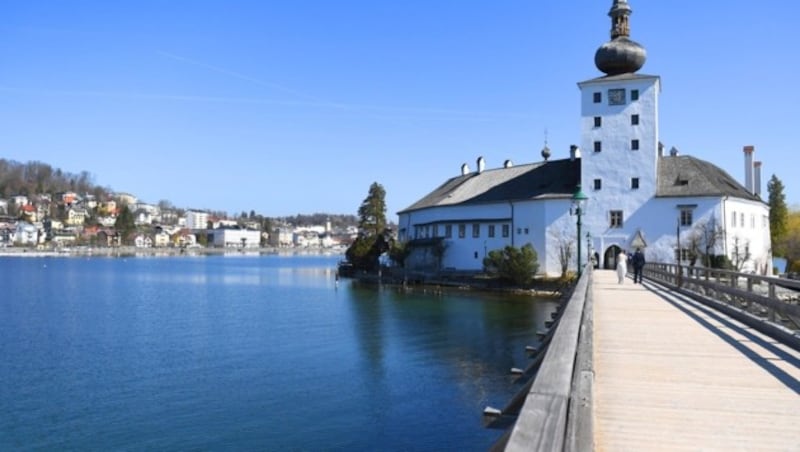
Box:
[616, 249, 628, 284]
[632, 248, 646, 284]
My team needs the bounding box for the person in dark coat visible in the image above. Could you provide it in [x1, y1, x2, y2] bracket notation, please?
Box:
[632, 248, 646, 284]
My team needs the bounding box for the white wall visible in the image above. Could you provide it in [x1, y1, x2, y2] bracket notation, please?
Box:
[723, 198, 772, 273]
[210, 229, 260, 248]
[185, 211, 208, 230]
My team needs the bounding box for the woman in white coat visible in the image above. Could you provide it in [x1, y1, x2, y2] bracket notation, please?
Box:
[616, 250, 628, 284]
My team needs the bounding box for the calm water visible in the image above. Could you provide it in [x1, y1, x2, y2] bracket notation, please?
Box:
[0, 255, 558, 451]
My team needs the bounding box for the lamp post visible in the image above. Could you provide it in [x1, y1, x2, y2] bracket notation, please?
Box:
[572, 185, 589, 277]
[586, 231, 592, 269]
[676, 217, 682, 287]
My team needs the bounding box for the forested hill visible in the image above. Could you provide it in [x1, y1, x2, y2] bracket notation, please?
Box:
[0, 158, 360, 226]
[0, 158, 109, 199]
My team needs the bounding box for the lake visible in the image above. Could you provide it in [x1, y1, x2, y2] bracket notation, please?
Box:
[0, 254, 558, 451]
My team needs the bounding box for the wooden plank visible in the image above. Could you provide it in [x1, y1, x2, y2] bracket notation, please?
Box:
[593, 270, 800, 451]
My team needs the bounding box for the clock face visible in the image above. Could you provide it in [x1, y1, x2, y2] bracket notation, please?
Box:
[608, 88, 626, 105]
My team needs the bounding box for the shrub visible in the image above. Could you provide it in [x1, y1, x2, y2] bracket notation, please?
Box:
[483, 244, 539, 286]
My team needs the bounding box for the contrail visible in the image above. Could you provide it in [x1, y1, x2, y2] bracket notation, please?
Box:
[0, 85, 527, 122]
[157, 50, 338, 106]
[155, 50, 536, 121]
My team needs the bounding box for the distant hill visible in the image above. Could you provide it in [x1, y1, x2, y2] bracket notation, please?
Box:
[0, 158, 110, 200]
[0, 158, 360, 227]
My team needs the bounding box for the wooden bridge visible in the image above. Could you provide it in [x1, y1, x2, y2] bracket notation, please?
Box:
[488, 265, 800, 451]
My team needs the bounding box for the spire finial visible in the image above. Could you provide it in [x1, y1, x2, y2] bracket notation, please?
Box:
[609, 0, 632, 39]
[594, 0, 646, 75]
[541, 128, 551, 161]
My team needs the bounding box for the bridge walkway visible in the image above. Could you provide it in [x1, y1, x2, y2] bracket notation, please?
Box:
[593, 269, 800, 451]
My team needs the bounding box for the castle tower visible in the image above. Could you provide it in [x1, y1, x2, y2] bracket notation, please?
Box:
[578, 0, 661, 241]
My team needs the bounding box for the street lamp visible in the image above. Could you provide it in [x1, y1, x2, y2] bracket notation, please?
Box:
[572, 185, 589, 277]
[676, 217, 682, 287]
[586, 231, 592, 268]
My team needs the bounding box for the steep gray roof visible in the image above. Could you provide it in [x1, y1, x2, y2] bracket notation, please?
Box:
[657, 155, 762, 202]
[398, 158, 580, 214]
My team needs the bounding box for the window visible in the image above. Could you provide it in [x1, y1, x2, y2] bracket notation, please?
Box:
[524, 228, 529, 234]
[631, 89, 639, 101]
[458, 224, 466, 238]
[472, 224, 480, 238]
[593, 116, 602, 127]
[445, 224, 452, 238]
[631, 139, 640, 150]
[631, 114, 639, 125]
[593, 92, 601, 103]
[680, 208, 693, 226]
[432, 224, 439, 237]
[594, 179, 602, 190]
[502, 224, 510, 237]
[751, 214, 755, 228]
[732, 211, 737, 227]
[516, 228, 522, 235]
[740, 213, 745, 228]
[631, 178, 640, 189]
[610, 210, 623, 228]
[488, 225, 495, 238]
[675, 248, 690, 262]
[594, 141, 602, 153]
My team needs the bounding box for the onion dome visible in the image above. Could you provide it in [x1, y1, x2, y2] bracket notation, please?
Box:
[594, 0, 646, 75]
[541, 145, 551, 161]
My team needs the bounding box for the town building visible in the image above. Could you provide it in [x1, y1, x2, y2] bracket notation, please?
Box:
[208, 228, 260, 248]
[185, 211, 209, 231]
[397, 0, 771, 276]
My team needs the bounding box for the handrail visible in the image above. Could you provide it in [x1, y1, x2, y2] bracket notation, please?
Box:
[499, 265, 593, 451]
[644, 263, 800, 348]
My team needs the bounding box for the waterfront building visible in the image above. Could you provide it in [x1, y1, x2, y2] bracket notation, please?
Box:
[397, 0, 771, 276]
[14, 222, 39, 246]
[208, 228, 260, 248]
[185, 211, 209, 231]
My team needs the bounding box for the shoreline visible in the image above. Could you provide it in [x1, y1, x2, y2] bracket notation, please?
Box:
[0, 246, 345, 258]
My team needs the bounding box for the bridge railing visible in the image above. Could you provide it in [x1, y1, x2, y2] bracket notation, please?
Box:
[494, 265, 594, 452]
[644, 263, 800, 343]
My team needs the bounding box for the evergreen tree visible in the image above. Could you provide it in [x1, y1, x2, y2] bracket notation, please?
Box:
[346, 182, 390, 271]
[357, 182, 387, 237]
[768, 174, 788, 256]
[114, 205, 136, 244]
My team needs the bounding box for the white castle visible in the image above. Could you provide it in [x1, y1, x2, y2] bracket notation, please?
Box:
[396, 0, 771, 276]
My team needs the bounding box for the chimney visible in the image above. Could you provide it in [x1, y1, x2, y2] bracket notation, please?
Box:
[754, 161, 763, 197]
[569, 145, 581, 161]
[658, 141, 665, 157]
[476, 156, 486, 174]
[669, 146, 679, 157]
[461, 163, 470, 176]
[503, 159, 514, 168]
[743, 145, 754, 194]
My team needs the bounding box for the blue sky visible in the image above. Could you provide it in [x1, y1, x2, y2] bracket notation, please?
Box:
[1, 1, 798, 219]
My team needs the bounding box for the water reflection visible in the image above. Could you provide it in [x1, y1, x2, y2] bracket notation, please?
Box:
[346, 282, 560, 417]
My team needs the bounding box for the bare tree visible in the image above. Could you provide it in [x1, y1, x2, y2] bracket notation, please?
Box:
[687, 217, 725, 267]
[556, 229, 574, 278]
[731, 236, 751, 271]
